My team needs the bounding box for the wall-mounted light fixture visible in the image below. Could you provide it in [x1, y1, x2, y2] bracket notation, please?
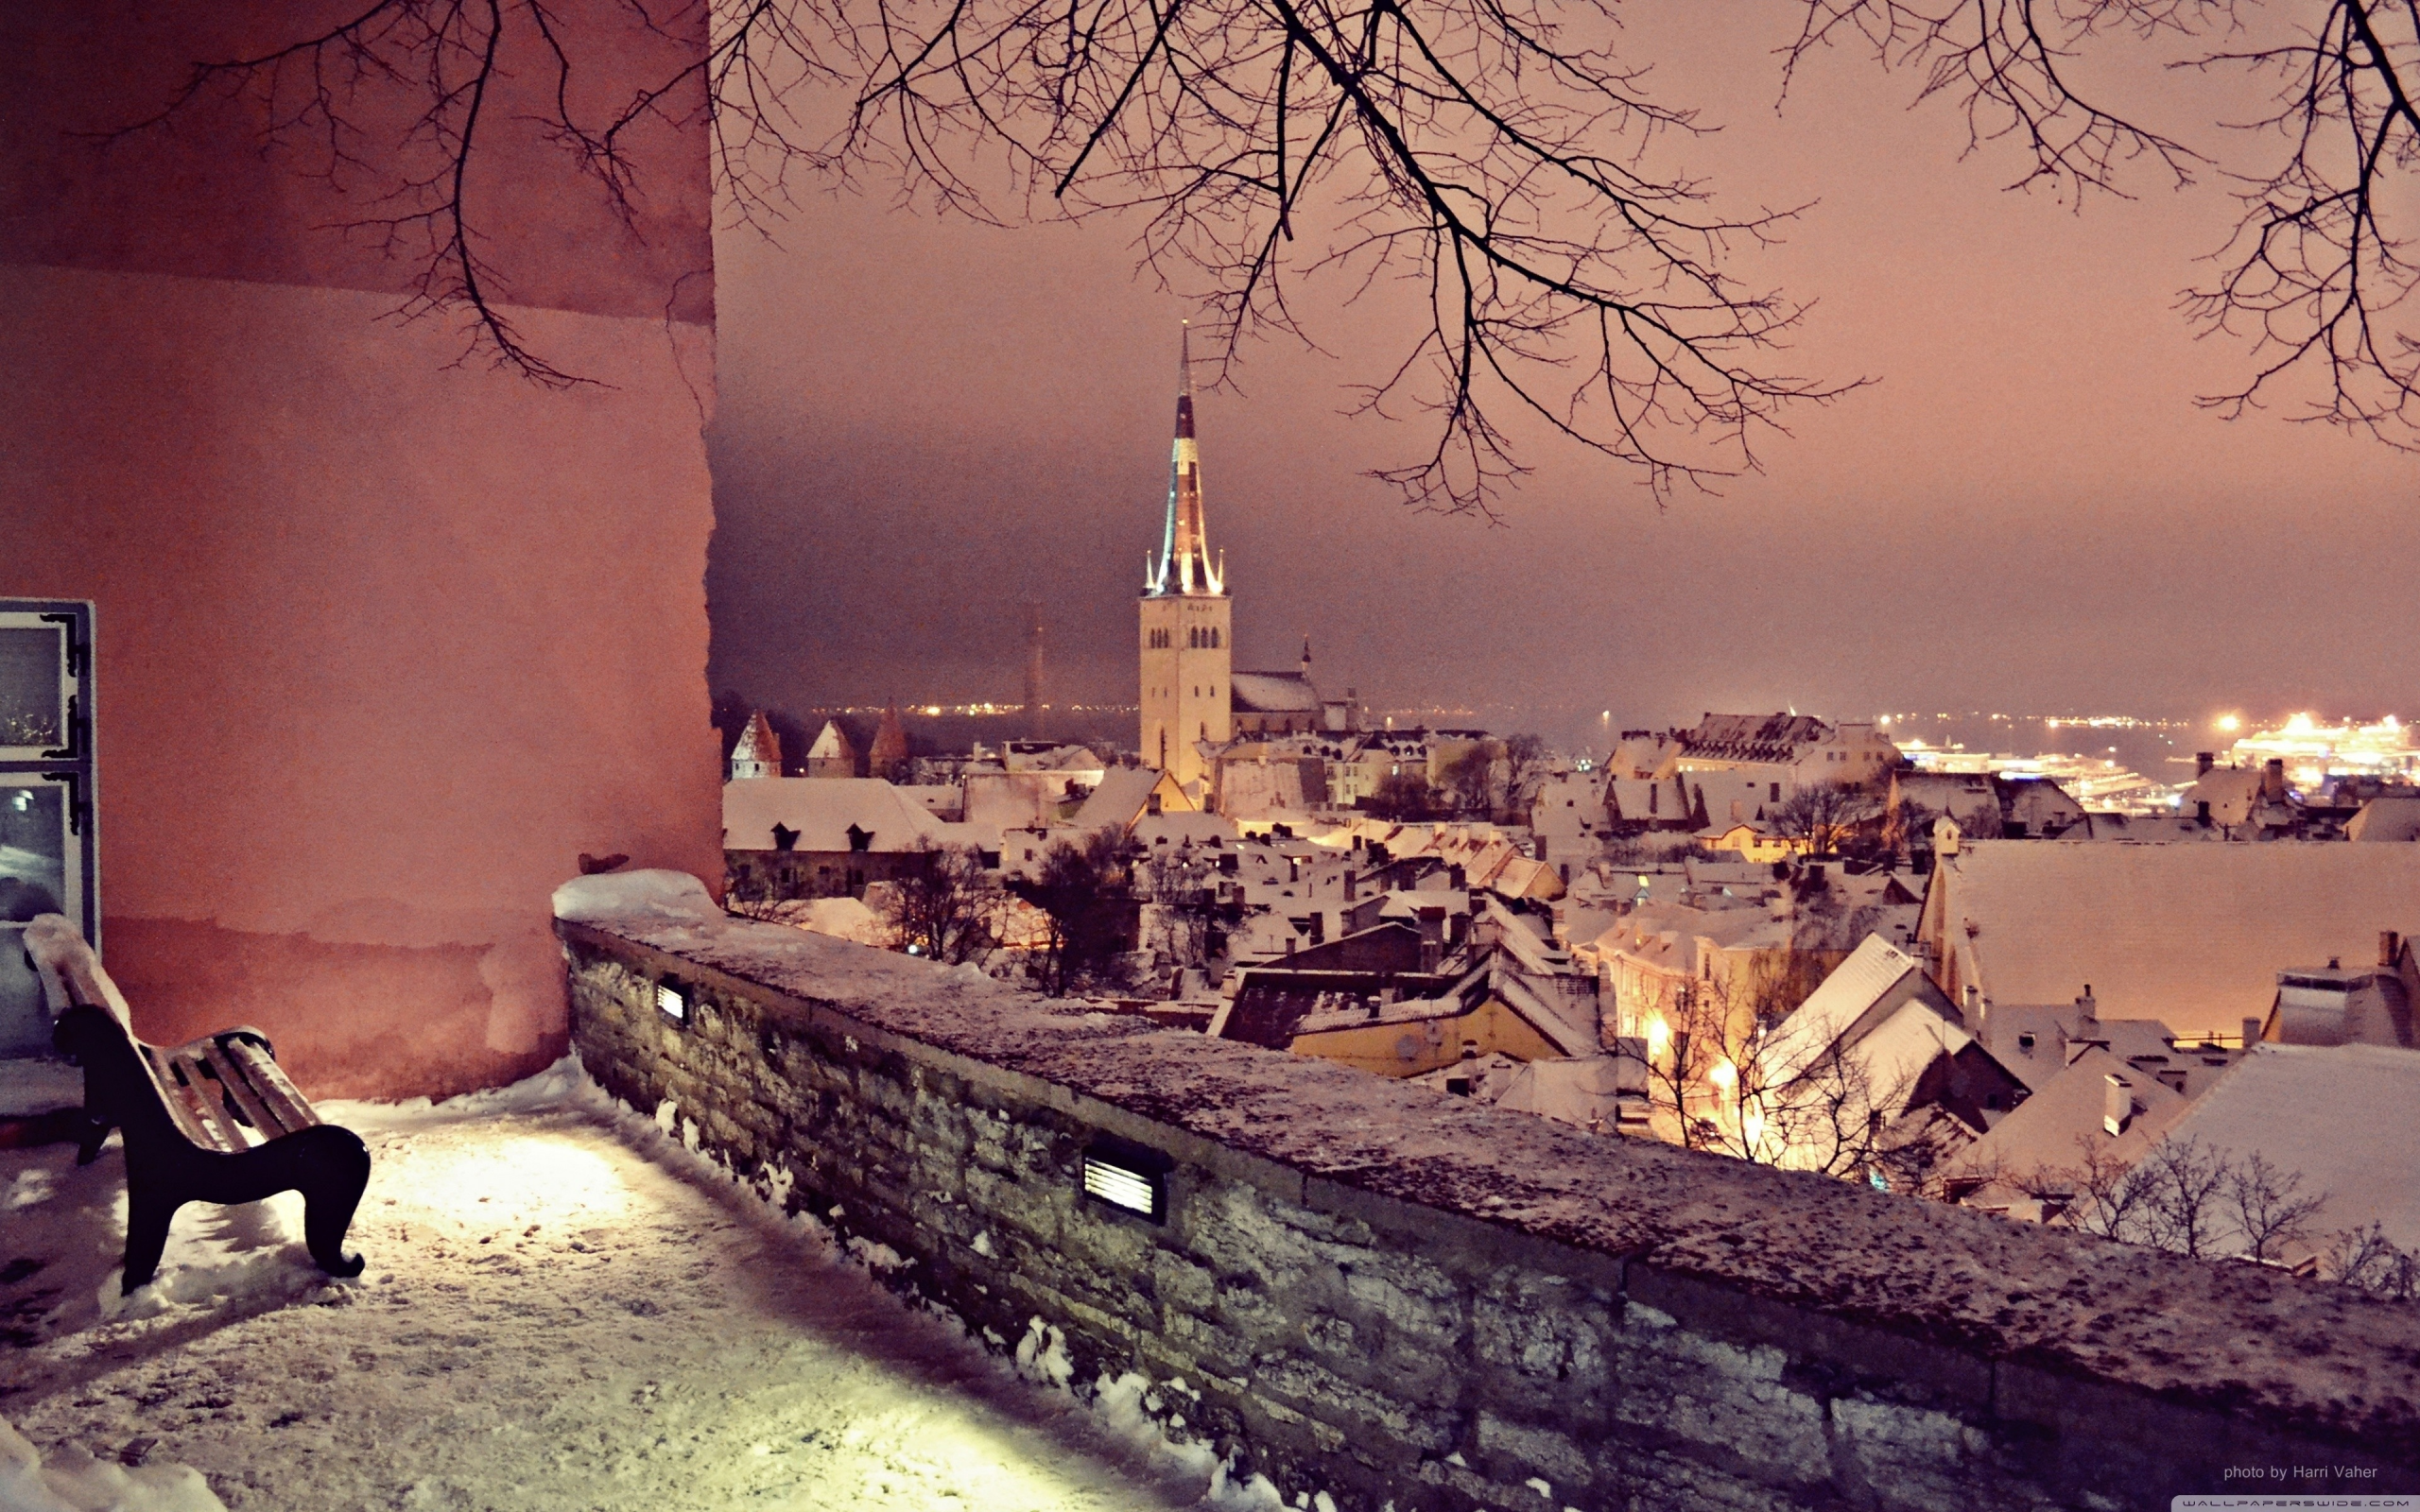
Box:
[1080, 1136, 1172, 1224]
[656, 977, 691, 1026]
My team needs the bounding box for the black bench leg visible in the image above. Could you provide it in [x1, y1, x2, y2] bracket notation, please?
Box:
[293, 1125, 372, 1279]
[122, 1193, 182, 1294]
[73, 1110, 112, 1166]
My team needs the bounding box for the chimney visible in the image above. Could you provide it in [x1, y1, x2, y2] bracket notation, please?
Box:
[2076, 986, 2099, 1040]
[2196, 751, 2215, 777]
[2382, 930, 2401, 968]
[2263, 758, 2286, 799]
[1961, 984, 1981, 1035]
[1414, 905, 1446, 944]
[1343, 868, 1358, 902]
[1420, 938, 1443, 973]
[2103, 1074, 2135, 1137]
[1447, 864, 1466, 891]
[2241, 1015, 2263, 1049]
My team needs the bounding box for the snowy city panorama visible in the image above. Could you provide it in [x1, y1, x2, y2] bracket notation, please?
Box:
[6, 3, 2420, 1510]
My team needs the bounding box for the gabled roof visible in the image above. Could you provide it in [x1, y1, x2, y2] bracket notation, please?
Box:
[2150, 1043, 2420, 1253]
[1070, 766, 1163, 832]
[2348, 793, 2420, 842]
[1761, 936, 1968, 1115]
[1941, 1044, 2191, 1188]
[1231, 670, 1322, 713]
[722, 778, 943, 852]
[1931, 841, 2420, 1036]
[1677, 712, 1834, 765]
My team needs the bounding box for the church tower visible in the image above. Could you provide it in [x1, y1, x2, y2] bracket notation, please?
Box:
[1139, 323, 1232, 795]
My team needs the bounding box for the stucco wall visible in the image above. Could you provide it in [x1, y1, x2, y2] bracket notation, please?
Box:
[559, 911, 2420, 1512]
[2, 4, 721, 1096]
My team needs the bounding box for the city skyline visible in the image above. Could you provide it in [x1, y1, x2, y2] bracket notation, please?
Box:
[704, 2, 2415, 734]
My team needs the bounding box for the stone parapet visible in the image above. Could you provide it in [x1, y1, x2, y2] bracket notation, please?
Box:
[559, 912, 2420, 1511]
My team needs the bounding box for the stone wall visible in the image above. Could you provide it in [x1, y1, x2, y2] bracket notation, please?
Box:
[560, 911, 2420, 1512]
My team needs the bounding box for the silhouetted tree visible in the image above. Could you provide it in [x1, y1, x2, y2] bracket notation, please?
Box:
[1771, 780, 1876, 858]
[878, 839, 1004, 963]
[123, 3, 2420, 507]
[1019, 830, 1135, 994]
[1365, 769, 1438, 821]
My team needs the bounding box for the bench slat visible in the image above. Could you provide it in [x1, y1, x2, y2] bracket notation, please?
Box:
[167, 1051, 251, 1153]
[198, 1042, 284, 1139]
[142, 1045, 237, 1153]
[217, 1038, 320, 1132]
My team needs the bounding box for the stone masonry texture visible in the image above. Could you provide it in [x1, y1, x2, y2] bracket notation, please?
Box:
[559, 914, 2420, 1512]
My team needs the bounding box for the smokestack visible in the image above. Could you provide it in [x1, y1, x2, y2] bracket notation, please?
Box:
[2381, 930, 2401, 968]
[1025, 601, 1046, 741]
[2103, 1074, 2135, 1137]
[2263, 758, 2286, 800]
[2196, 751, 2215, 777]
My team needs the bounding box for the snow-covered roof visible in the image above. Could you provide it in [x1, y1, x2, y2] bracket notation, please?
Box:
[804, 720, 856, 763]
[1492, 1054, 1630, 1129]
[1930, 841, 2420, 1035]
[1230, 671, 1322, 713]
[1761, 936, 1968, 1118]
[2149, 1043, 2420, 1252]
[722, 778, 943, 852]
[2348, 793, 2420, 842]
[1070, 766, 1161, 832]
[1942, 1044, 2191, 1189]
[732, 712, 781, 767]
[1134, 811, 1238, 849]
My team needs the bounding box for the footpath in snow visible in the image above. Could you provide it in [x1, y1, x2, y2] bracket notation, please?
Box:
[0, 1060, 1269, 1512]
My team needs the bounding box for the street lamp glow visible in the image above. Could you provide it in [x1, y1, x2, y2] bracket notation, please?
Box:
[2216, 713, 2241, 732]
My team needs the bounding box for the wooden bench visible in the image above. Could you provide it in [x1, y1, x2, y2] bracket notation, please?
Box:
[26, 916, 370, 1293]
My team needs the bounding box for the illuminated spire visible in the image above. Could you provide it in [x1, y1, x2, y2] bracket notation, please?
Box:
[1149, 321, 1222, 597]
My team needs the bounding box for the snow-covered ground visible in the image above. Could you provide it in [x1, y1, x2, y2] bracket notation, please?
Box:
[0, 1061, 1268, 1512]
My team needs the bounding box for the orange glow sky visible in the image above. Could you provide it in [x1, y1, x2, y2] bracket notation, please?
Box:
[704, 3, 2416, 739]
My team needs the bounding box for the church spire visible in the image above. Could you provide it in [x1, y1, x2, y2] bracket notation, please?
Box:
[1150, 321, 1223, 597]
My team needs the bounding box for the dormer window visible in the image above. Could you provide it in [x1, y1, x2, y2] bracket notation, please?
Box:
[845, 823, 874, 852]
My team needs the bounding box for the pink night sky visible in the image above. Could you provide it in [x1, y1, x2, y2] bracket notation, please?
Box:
[703, 3, 2417, 736]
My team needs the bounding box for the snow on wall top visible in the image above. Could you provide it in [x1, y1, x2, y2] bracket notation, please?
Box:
[560, 902, 2420, 1451]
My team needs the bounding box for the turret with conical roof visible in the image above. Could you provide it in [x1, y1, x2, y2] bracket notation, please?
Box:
[804, 719, 861, 779]
[869, 702, 911, 780]
[730, 711, 783, 780]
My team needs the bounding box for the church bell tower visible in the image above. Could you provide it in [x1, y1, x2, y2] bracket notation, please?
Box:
[1139, 323, 1232, 795]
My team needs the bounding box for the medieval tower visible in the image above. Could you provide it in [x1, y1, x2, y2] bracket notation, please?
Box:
[1138, 324, 1232, 794]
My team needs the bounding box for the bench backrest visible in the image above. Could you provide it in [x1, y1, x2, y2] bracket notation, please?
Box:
[23, 912, 131, 1029]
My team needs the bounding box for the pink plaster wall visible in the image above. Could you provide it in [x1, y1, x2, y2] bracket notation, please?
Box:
[1, 4, 722, 1097]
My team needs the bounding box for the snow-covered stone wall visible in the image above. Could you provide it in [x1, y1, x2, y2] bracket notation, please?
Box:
[557, 911, 2420, 1511]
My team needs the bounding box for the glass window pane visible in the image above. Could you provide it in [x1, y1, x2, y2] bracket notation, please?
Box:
[0, 623, 65, 753]
[0, 783, 71, 1055]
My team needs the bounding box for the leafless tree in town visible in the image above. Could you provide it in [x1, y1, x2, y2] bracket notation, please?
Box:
[1614, 950, 1961, 1185]
[2326, 1222, 2420, 1300]
[113, 2, 2420, 509]
[115, 0, 1853, 514]
[2022, 1134, 2333, 1267]
[2225, 1150, 2328, 1265]
[1792, 0, 2420, 449]
[1770, 780, 1876, 858]
[877, 839, 1004, 963]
